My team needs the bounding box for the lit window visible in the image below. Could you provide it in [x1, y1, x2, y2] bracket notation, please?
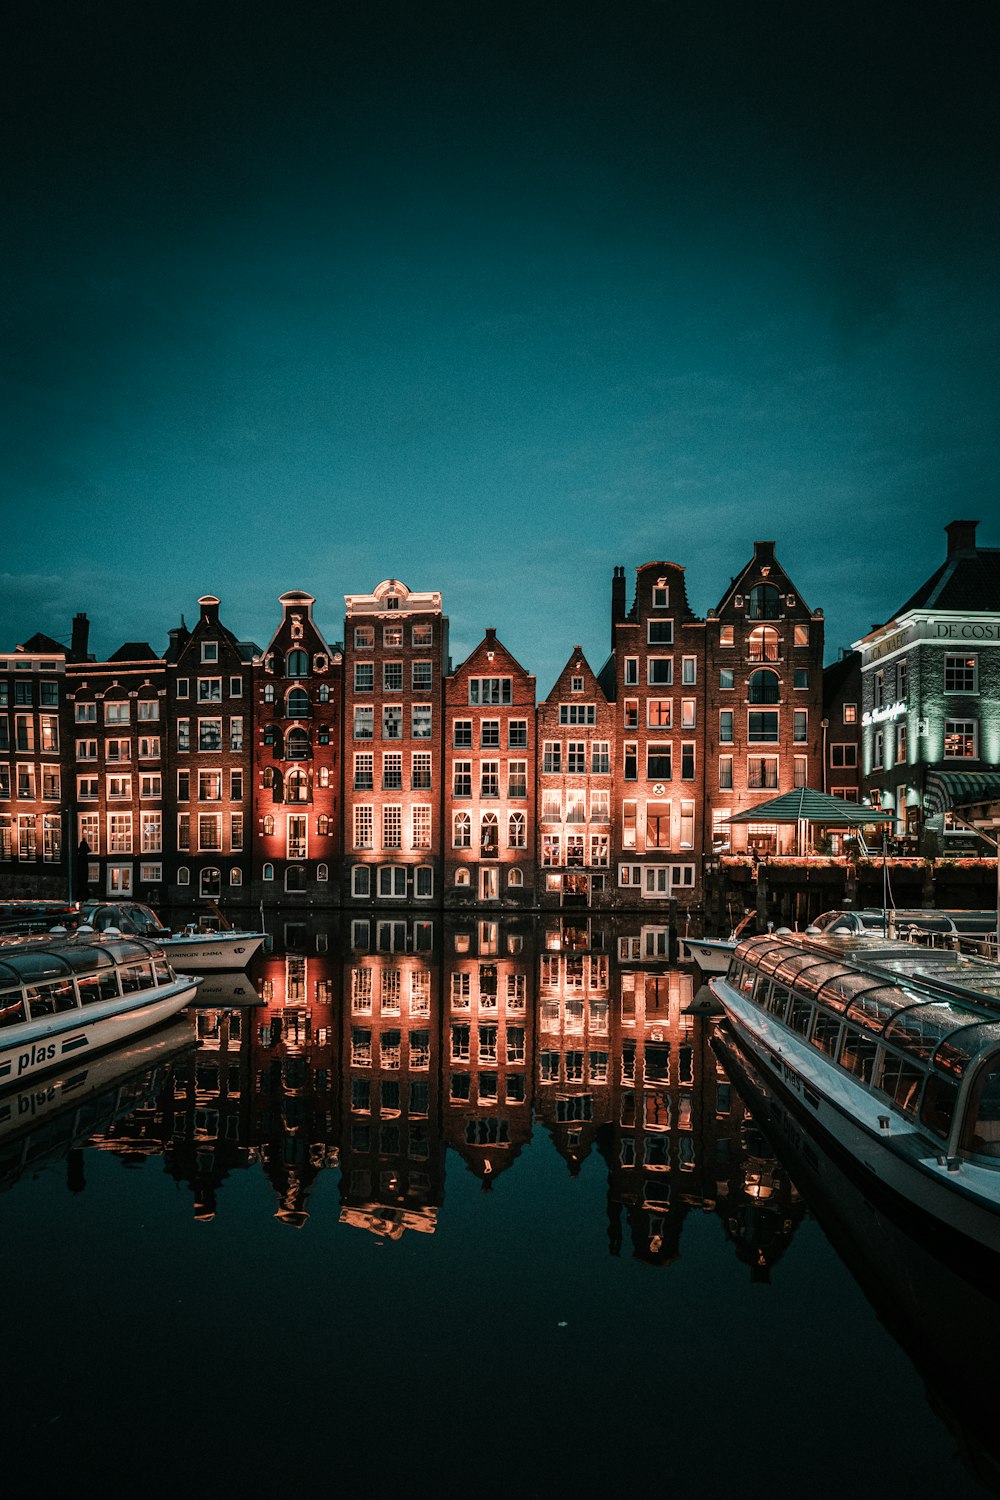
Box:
[944, 720, 976, 759]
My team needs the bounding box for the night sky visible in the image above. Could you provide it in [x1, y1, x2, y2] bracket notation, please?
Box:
[3, 0, 998, 691]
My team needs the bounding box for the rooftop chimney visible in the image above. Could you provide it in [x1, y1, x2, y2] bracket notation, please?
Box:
[198, 594, 221, 625]
[484, 627, 497, 643]
[611, 565, 626, 630]
[753, 541, 776, 565]
[945, 519, 978, 557]
[70, 612, 90, 662]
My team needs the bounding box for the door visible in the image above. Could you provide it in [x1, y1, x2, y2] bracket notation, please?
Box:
[107, 863, 133, 897]
[199, 866, 222, 899]
[480, 865, 499, 902]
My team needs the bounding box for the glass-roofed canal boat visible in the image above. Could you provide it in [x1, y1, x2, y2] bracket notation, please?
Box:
[0, 934, 200, 1091]
[710, 930, 1000, 1261]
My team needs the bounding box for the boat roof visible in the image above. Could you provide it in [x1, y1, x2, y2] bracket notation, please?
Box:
[733, 931, 1000, 1076]
[0, 935, 164, 986]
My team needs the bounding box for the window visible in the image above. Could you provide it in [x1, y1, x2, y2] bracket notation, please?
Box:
[383, 661, 403, 692]
[138, 735, 159, 759]
[559, 704, 596, 725]
[286, 814, 306, 858]
[103, 701, 129, 725]
[354, 663, 374, 692]
[719, 755, 733, 789]
[382, 706, 402, 739]
[748, 626, 780, 663]
[382, 805, 402, 849]
[468, 678, 512, 705]
[652, 585, 669, 608]
[201, 641, 219, 663]
[681, 742, 695, 780]
[107, 774, 131, 801]
[412, 806, 431, 849]
[139, 862, 162, 883]
[749, 584, 780, 620]
[198, 770, 222, 800]
[590, 741, 610, 774]
[140, 773, 162, 799]
[624, 658, 638, 686]
[413, 703, 433, 738]
[682, 656, 696, 685]
[648, 658, 673, 686]
[843, 703, 857, 724]
[286, 687, 309, 717]
[197, 677, 222, 703]
[508, 760, 527, 798]
[645, 800, 670, 849]
[508, 811, 526, 848]
[412, 622, 433, 646]
[793, 710, 808, 743]
[541, 833, 561, 867]
[178, 865, 191, 885]
[541, 790, 561, 821]
[108, 812, 132, 854]
[794, 755, 808, 788]
[747, 756, 779, 790]
[39, 681, 58, 707]
[719, 624, 734, 648]
[681, 699, 696, 728]
[508, 719, 528, 748]
[175, 678, 190, 699]
[354, 625, 374, 648]
[647, 699, 671, 728]
[873, 729, 884, 768]
[480, 761, 499, 797]
[944, 720, 976, 759]
[382, 751, 403, 789]
[831, 743, 857, 768]
[542, 741, 561, 773]
[106, 737, 129, 762]
[354, 706, 373, 739]
[623, 698, 639, 728]
[646, 743, 671, 780]
[622, 800, 637, 850]
[198, 718, 222, 750]
[624, 742, 637, 780]
[720, 710, 734, 743]
[352, 864, 371, 897]
[141, 812, 162, 852]
[794, 669, 809, 689]
[354, 805, 373, 849]
[567, 741, 586, 773]
[453, 719, 473, 749]
[590, 788, 610, 821]
[229, 677, 243, 698]
[647, 620, 673, 644]
[748, 669, 780, 704]
[748, 711, 779, 742]
[198, 814, 222, 851]
[453, 760, 472, 797]
[412, 660, 433, 690]
[944, 654, 977, 693]
[75, 701, 97, 723]
[412, 751, 432, 789]
[453, 811, 471, 847]
[793, 623, 809, 647]
[481, 719, 500, 747]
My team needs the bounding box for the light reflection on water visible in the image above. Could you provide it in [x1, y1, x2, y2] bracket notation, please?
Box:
[0, 913, 995, 1499]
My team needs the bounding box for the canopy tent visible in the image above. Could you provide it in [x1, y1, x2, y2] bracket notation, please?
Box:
[722, 788, 891, 856]
[924, 770, 1000, 819]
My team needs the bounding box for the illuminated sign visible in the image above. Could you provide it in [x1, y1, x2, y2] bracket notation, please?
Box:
[863, 700, 906, 726]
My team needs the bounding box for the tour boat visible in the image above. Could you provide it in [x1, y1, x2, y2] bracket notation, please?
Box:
[78, 901, 266, 970]
[0, 933, 200, 1092]
[710, 929, 1000, 1258]
[812, 908, 998, 940]
[682, 912, 755, 973]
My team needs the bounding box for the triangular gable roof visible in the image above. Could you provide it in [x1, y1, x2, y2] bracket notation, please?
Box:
[17, 632, 66, 654]
[451, 630, 534, 682]
[108, 642, 160, 662]
[541, 646, 609, 704]
[713, 542, 813, 617]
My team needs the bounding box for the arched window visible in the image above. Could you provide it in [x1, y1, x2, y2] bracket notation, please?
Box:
[507, 867, 523, 887]
[262, 814, 275, 836]
[748, 583, 780, 621]
[199, 867, 222, 899]
[415, 865, 433, 898]
[177, 865, 190, 886]
[286, 727, 310, 760]
[318, 766, 330, 787]
[453, 811, 471, 848]
[285, 865, 306, 893]
[317, 862, 329, 882]
[263, 862, 275, 881]
[748, 626, 780, 664]
[317, 813, 332, 836]
[455, 867, 471, 887]
[481, 812, 499, 857]
[264, 683, 276, 703]
[262, 766, 274, 788]
[318, 683, 330, 702]
[271, 768, 285, 803]
[286, 687, 309, 718]
[286, 649, 309, 678]
[508, 811, 526, 849]
[748, 668, 781, 704]
[229, 867, 243, 886]
[352, 865, 371, 897]
[263, 723, 281, 748]
[287, 769, 309, 802]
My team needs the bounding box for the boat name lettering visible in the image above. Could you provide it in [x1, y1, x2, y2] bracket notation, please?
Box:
[17, 1042, 57, 1076]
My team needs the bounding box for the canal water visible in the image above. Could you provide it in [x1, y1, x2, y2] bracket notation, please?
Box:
[2, 913, 997, 1499]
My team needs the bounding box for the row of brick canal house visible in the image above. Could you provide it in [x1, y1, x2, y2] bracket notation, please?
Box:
[4, 526, 994, 921]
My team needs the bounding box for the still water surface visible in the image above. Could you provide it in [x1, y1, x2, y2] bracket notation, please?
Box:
[3, 914, 996, 1498]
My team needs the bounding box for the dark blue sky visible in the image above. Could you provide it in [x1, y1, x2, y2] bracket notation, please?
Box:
[3, 0, 998, 693]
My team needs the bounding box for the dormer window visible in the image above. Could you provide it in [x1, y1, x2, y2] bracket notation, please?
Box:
[201, 642, 219, 664]
[386, 595, 399, 609]
[653, 586, 669, 608]
[571, 676, 584, 693]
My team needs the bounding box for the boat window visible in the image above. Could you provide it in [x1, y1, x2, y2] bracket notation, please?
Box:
[878, 1050, 925, 1114]
[120, 962, 154, 993]
[793, 961, 847, 997]
[738, 966, 757, 998]
[787, 995, 813, 1038]
[883, 1002, 967, 1061]
[756, 944, 802, 977]
[0, 989, 25, 1029]
[77, 970, 122, 1006]
[26, 979, 78, 1017]
[2, 951, 73, 983]
[810, 1011, 842, 1058]
[772, 953, 832, 989]
[839, 1026, 879, 1084]
[766, 984, 791, 1018]
[962, 1061, 1000, 1159]
[59, 946, 115, 974]
[153, 960, 172, 984]
[933, 1022, 1000, 1080]
[844, 985, 908, 1032]
[920, 1073, 959, 1140]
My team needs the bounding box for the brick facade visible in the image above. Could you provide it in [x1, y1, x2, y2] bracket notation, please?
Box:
[536, 648, 615, 909]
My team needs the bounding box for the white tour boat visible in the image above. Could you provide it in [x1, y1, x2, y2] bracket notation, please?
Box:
[711, 929, 1000, 1258]
[682, 912, 755, 974]
[78, 901, 266, 971]
[0, 933, 199, 1092]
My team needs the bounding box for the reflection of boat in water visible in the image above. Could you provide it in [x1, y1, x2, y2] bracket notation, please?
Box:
[715, 1023, 1000, 1496]
[712, 930, 1000, 1260]
[0, 1019, 197, 1195]
[0, 934, 200, 1091]
[188, 971, 262, 1007]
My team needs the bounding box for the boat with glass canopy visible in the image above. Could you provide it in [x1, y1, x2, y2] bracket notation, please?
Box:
[0, 934, 199, 1091]
[711, 930, 1000, 1254]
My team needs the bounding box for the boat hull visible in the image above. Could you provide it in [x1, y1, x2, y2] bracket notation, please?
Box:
[682, 938, 735, 974]
[158, 934, 265, 970]
[710, 975, 1000, 1257]
[0, 978, 199, 1093]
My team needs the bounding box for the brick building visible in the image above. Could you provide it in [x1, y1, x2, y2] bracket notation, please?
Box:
[66, 641, 167, 901]
[705, 541, 825, 857]
[342, 580, 447, 907]
[165, 596, 257, 902]
[444, 629, 536, 906]
[822, 650, 862, 808]
[536, 648, 615, 909]
[606, 562, 706, 908]
[253, 590, 342, 905]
